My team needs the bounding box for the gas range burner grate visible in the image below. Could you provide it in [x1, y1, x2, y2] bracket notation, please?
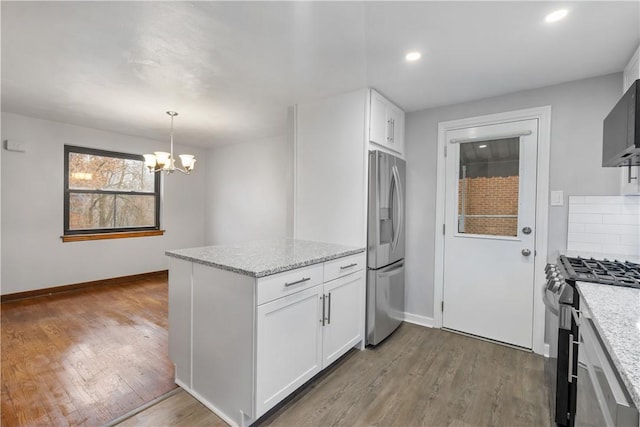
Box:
[559, 256, 640, 289]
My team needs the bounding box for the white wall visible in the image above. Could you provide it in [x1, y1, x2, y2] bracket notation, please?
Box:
[1, 112, 207, 295]
[404, 73, 622, 321]
[204, 134, 293, 245]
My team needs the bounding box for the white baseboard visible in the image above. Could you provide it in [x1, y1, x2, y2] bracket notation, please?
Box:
[544, 343, 550, 358]
[403, 312, 434, 328]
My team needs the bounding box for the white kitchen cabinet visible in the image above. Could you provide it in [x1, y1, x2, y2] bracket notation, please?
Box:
[369, 89, 405, 155]
[168, 249, 366, 427]
[168, 258, 193, 388]
[321, 270, 365, 367]
[620, 45, 640, 196]
[256, 285, 324, 416]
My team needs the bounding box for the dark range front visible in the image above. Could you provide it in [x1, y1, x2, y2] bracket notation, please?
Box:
[554, 284, 579, 426]
[546, 255, 640, 426]
[545, 261, 580, 427]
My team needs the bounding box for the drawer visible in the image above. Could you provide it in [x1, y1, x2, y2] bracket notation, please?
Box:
[323, 253, 366, 283]
[257, 264, 324, 305]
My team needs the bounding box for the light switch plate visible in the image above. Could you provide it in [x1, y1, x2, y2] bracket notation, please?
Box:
[550, 190, 564, 206]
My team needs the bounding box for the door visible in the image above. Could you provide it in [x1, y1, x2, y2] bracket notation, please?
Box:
[366, 260, 405, 345]
[442, 119, 538, 348]
[322, 271, 365, 367]
[255, 285, 323, 416]
[369, 91, 388, 146]
[368, 151, 406, 269]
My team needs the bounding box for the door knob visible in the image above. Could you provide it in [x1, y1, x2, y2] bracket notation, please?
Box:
[522, 249, 532, 257]
[522, 227, 532, 235]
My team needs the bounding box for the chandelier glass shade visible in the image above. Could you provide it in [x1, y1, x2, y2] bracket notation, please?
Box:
[144, 111, 196, 174]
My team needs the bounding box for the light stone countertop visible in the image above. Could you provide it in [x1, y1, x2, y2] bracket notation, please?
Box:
[166, 238, 365, 278]
[576, 282, 640, 409]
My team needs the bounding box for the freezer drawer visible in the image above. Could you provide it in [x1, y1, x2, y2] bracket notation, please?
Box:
[366, 260, 404, 345]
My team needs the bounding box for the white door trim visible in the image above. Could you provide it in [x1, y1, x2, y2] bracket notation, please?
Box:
[434, 106, 551, 355]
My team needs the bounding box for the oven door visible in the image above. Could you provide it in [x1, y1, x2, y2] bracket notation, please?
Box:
[543, 283, 560, 423]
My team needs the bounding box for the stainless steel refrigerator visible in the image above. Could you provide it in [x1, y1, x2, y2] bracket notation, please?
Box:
[366, 150, 405, 346]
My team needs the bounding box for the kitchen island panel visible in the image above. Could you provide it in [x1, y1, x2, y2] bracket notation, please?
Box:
[191, 263, 256, 426]
[168, 258, 193, 389]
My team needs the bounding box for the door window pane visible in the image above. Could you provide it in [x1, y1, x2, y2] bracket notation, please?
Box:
[457, 138, 519, 237]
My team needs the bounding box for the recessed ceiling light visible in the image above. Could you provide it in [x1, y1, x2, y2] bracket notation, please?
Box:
[545, 9, 568, 23]
[405, 52, 421, 62]
[478, 144, 488, 148]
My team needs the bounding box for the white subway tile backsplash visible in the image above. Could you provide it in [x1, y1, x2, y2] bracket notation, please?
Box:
[569, 204, 621, 214]
[567, 233, 620, 244]
[568, 214, 603, 224]
[620, 204, 640, 215]
[601, 244, 639, 257]
[583, 196, 628, 204]
[602, 215, 640, 225]
[568, 223, 585, 233]
[620, 234, 640, 246]
[583, 224, 639, 235]
[567, 196, 640, 258]
[567, 242, 602, 252]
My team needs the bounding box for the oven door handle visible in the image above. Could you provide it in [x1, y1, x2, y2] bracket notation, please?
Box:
[568, 333, 579, 383]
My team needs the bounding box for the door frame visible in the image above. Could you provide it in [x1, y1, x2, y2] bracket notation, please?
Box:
[433, 106, 551, 355]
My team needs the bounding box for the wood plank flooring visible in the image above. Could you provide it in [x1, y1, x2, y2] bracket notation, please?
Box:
[1, 275, 176, 426]
[119, 323, 551, 427]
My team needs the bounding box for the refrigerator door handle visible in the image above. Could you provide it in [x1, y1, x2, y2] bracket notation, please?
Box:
[391, 165, 403, 253]
[377, 260, 405, 278]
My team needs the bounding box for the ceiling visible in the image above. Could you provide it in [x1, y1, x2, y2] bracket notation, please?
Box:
[2, 1, 639, 148]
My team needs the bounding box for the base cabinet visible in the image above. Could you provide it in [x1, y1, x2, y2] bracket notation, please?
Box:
[256, 286, 324, 416]
[169, 252, 366, 427]
[322, 271, 365, 366]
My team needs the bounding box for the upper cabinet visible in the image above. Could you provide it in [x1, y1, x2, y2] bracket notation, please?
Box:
[621, 45, 640, 196]
[368, 90, 405, 155]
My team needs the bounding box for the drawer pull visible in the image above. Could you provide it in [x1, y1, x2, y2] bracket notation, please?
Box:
[284, 277, 311, 287]
[340, 263, 358, 270]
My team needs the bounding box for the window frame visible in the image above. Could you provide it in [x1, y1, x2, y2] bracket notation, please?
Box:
[63, 145, 161, 237]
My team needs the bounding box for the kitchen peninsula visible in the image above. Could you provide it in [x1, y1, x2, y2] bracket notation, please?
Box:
[165, 239, 366, 427]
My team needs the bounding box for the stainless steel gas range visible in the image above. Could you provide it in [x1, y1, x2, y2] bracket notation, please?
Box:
[544, 255, 639, 427]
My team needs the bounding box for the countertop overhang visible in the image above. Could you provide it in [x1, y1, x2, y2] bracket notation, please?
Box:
[166, 238, 365, 278]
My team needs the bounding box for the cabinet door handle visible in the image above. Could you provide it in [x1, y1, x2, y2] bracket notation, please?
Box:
[327, 292, 331, 325]
[391, 118, 395, 143]
[340, 263, 357, 270]
[284, 277, 310, 287]
[321, 295, 325, 326]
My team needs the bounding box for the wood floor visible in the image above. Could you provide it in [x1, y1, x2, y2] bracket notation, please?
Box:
[1, 274, 176, 426]
[120, 323, 552, 427]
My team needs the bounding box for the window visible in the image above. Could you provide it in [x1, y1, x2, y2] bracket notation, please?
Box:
[64, 145, 161, 239]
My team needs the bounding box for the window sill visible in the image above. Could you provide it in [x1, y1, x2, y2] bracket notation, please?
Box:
[61, 230, 165, 242]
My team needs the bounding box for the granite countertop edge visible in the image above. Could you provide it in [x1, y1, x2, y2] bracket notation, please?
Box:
[166, 247, 365, 278]
[576, 283, 640, 409]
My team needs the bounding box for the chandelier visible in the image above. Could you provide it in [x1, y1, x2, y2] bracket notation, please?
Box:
[143, 111, 196, 174]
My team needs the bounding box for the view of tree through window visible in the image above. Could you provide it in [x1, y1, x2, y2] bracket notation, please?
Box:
[64, 146, 160, 234]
